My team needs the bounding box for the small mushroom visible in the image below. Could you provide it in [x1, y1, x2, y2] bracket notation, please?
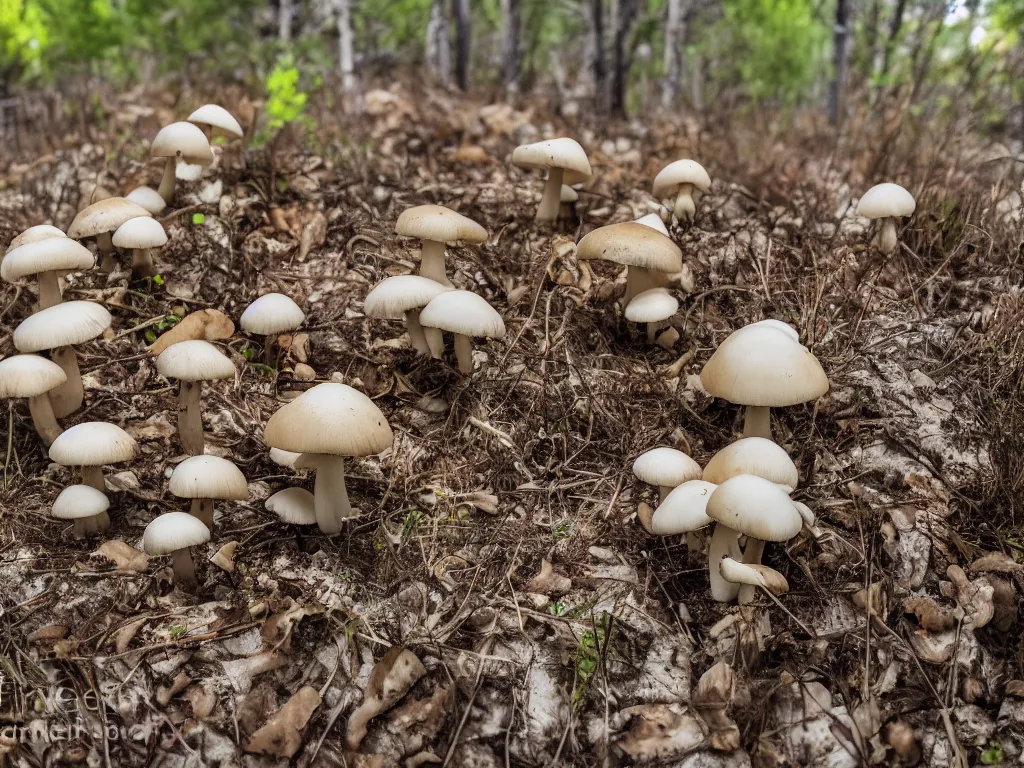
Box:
[650, 479, 717, 551]
[702, 437, 798, 491]
[857, 183, 916, 255]
[364, 275, 451, 356]
[239, 293, 306, 362]
[512, 138, 592, 222]
[156, 340, 235, 455]
[67, 197, 153, 272]
[0, 355, 66, 445]
[395, 205, 487, 287]
[418, 290, 506, 374]
[624, 288, 679, 344]
[577, 222, 682, 306]
[49, 422, 138, 492]
[151, 122, 214, 204]
[270, 448, 303, 469]
[52, 484, 110, 539]
[1, 237, 94, 311]
[719, 557, 789, 597]
[267, 487, 317, 549]
[112, 217, 168, 279]
[632, 447, 702, 503]
[6, 225, 67, 254]
[653, 159, 711, 221]
[187, 104, 244, 141]
[634, 213, 669, 235]
[169, 455, 249, 530]
[125, 186, 167, 215]
[142, 512, 211, 587]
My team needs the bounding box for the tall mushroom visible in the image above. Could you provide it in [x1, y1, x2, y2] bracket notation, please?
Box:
[68, 197, 153, 273]
[650, 479, 718, 550]
[112, 217, 168, 279]
[857, 183, 916, 255]
[151, 122, 214, 205]
[125, 186, 167, 215]
[169, 455, 249, 530]
[512, 138, 592, 222]
[364, 275, 451, 356]
[418, 290, 506, 374]
[13, 300, 112, 418]
[702, 437, 798, 491]
[142, 512, 211, 588]
[267, 487, 318, 548]
[653, 160, 711, 222]
[52, 484, 110, 538]
[0, 354, 66, 446]
[49, 422, 138, 492]
[395, 205, 488, 287]
[263, 383, 394, 534]
[577, 222, 683, 306]
[700, 322, 829, 440]
[187, 104, 244, 142]
[625, 288, 679, 344]
[239, 293, 306, 362]
[156, 340, 236, 455]
[1, 237, 94, 311]
[632, 447, 702, 503]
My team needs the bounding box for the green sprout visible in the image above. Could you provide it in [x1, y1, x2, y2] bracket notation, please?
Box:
[192, 213, 206, 225]
[170, 625, 187, 640]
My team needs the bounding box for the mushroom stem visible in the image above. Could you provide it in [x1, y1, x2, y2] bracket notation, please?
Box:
[658, 486, 671, 504]
[686, 532, 703, 551]
[27, 394, 63, 446]
[96, 232, 117, 273]
[72, 519, 87, 539]
[624, 267, 658, 306]
[647, 322, 661, 344]
[708, 523, 743, 602]
[404, 309, 431, 355]
[178, 381, 205, 455]
[419, 240, 453, 287]
[159, 157, 177, 205]
[877, 218, 898, 255]
[96, 510, 110, 531]
[37, 271, 62, 311]
[309, 453, 352, 534]
[82, 466, 106, 492]
[673, 183, 696, 221]
[189, 498, 215, 529]
[537, 167, 565, 222]
[742, 406, 772, 440]
[171, 548, 198, 587]
[263, 334, 277, 364]
[453, 333, 474, 374]
[738, 538, 766, 605]
[425, 327, 445, 359]
[131, 249, 157, 279]
[49, 346, 83, 418]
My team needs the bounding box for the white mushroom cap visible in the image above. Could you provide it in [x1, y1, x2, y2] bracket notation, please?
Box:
[0, 355, 67, 397]
[364, 276, 451, 319]
[706, 475, 802, 541]
[264, 382, 393, 457]
[14, 301, 112, 353]
[720, 557, 789, 595]
[634, 213, 669, 236]
[702, 437, 798, 491]
[512, 138, 592, 184]
[650, 480, 717, 535]
[419, 291, 506, 339]
[49, 422, 137, 466]
[750, 319, 799, 342]
[1, 238, 94, 282]
[266, 487, 317, 525]
[52, 484, 109, 520]
[187, 104, 244, 138]
[112, 217, 167, 250]
[857, 183, 916, 219]
[170, 455, 249, 500]
[125, 187, 167, 214]
[142, 511, 211, 555]
[793, 501, 815, 527]
[151, 122, 214, 165]
[7, 225, 67, 253]
[625, 288, 679, 324]
[157, 340, 235, 382]
[577, 222, 683, 273]
[700, 323, 829, 407]
[239, 293, 306, 335]
[68, 198, 153, 239]
[395, 205, 488, 244]
[560, 186, 579, 203]
[632, 447, 702, 488]
[269, 448, 302, 469]
[653, 160, 711, 197]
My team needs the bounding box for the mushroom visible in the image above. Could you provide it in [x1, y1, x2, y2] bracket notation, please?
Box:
[749, 318, 799, 342]
[112, 217, 168, 279]
[719, 557, 789, 597]
[151, 122, 214, 205]
[650, 479, 717, 551]
[0, 355, 67, 445]
[187, 104, 244, 142]
[512, 138, 592, 222]
[52, 484, 110, 538]
[239, 293, 306, 362]
[702, 437, 798, 491]
[270, 447, 303, 469]
[68, 197, 153, 273]
[634, 213, 670, 235]
[577, 222, 682, 306]
[169, 455, 248, 530]
[125, 186, 167, 215]
[700, 322, 829, 440]
[559, 185, 579, 221]
[49, 421, 138, 492]
[142, 512, 210, 587]
[418, 290, 506, 374]
[1, 237, 94, 311]
[632, 447, 702, 503]
[156, 340, 236, 455]
[263, 383, 394, 534]
[857, 183, 916, 255]
[706, 475, 801, 604]
[624, 288, 679, 344]
[364, 275, 451, 356]
[267, 487, 317, 549]
[13, 300, 112, 417]
[395, 205, 488, 287]
[653, 160, 711, 221]
[6, 224, 67, 254]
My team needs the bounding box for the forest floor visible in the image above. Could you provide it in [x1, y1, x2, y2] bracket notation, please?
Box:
[1, 85, 1024, 767]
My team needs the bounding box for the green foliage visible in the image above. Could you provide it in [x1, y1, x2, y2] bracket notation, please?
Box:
[192, 213, 205, 225]
[253, 55, 318, 146]
[170, 625, 187, 640]
[573, 612, 611, 710]
[979, 741, 1005, 765]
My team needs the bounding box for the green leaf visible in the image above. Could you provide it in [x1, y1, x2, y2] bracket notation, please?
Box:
[144, 329, 157, 343]
[152, 274, 164, 285]
[192, 213, 205, 225]
[980, 743, 1005, 765]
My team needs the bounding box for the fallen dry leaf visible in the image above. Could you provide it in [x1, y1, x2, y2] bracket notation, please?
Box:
[346, 647, 426, 750]
[93, 540, 149, 573]
[299, 210, 328, 261]
[692, 660, 740, 751]
[904, 595, 958, 632]
[245, 685, 321, 758]
[526, 559, 572, 595]
[613, 703, 704, 762]
[148, 309, 235, 355]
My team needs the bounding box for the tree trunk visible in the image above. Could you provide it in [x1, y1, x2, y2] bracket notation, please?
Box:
[661, 0, 683, 108]
[336, 0, 356, 92]
[278, 0, 293, 43]
[590, 0, 606, 112]
[610, 0, 639, 117]
[827, 0, 849, 127]
[880, 0, 907, 78]
[500, 0, 520, 94]
[426, 0, 451, 83]
[453, 0, 471, 91]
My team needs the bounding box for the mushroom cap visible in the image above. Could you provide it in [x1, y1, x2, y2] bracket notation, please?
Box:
[112, 217, 167, 250]
[702, 437, 798, 491]
[157, 340, 235, 382]
[52, 484, 109, 520]
[170, 455, 249, 500]
[142, 511, 210, 555]
[750, 319, 799, 342]
[7, 225, 67, 253]
[560, 185, 579, 203]
[264, 382, 393, 457]
[187, 104, 244, 137]
[700, 323, 829, 407]
[395, 205, 487, 245]
[634, 213, 669, 236]
[793, 500, 814, 527]
[653, 159, 711, 197]
[266, 487, 317, 525]
[1, 238, 94, 283]
[625, 288, 679, 324]
[719, 557, 789, 595]
[239, 293, 306, 335]
[577, 222, 683, 273]
[125, 186, 167, 214]
[512, 138, 592, 184]
[650, 480, 717, 535]
[632, 447, 702, 488]
[49, 421, 138, 467]
[14, 301, 112, 352]
[364, 276, 452, 319]
[0, 354, 67, 398]
[419, 290, 506, 339]
[152, 122, 214, 164]
[706, 475, 802, 541]
[269, 448, 302, 469]
[857, 183, 916, 219]
[68, 198, 153, 239]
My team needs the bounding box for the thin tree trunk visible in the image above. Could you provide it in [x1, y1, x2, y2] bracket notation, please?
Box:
[336, 0, 356, 92]
[278, 0, 293, 43]
[860, 0, 880, 83]
[500, 0, 520, 94]
[453, 0, 471, 91]
[880, 0, 907, 77]
[426, 0, 451, 83]
[661, 0, 683, 108]
[610, 0, 638, 116]
[828, 0, 849, 127]
[590, 0, 606, 112]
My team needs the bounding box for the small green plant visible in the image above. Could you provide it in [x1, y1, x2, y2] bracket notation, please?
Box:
[242, 344, 256, 361]
[143, 313, 181, 344]
[980, 742, 1005, 765]
[552, 519, 573, 541]
[252, 55, 318, 146]
[249, 363, 276, 378]
[152, 274, 164, 286]
[547, 600, 567, 616]
[170, 625, 187, 640]
[402, 509, 425, 539]
[192, 213, 205, 225]
[572, 613, 611, 710]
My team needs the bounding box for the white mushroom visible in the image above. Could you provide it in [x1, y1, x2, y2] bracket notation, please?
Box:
[857, 183, 916, 255]
[0, 354, 67, 445]
[53, 484, 111, 538]
[49, 422, 138, 492]
[364, 275, 451, 356]
[142, 512, 211, 587]
[240, 293, 306, 362]
[653, 160, 711, 221]
[156, 340, 235, 455]
[169, 455, 248, 530]
[418, 291, 506, 374]
[394, 205, 488, 287]
[512, 138, 592, 221]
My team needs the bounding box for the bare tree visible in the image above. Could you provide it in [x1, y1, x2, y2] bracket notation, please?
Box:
[501, 0, 521, 94]
[880, 0, 907, 77]
[589, 0, 606, 111]
[827, 0, 849, 126]
[453, 0, 471, 91]
[661, 0, 684, 108]
[279, 0, 293, 43]
[336, 0, 355, 92]
[610, 0, 639, 116]
[426, 0, 451, 83]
